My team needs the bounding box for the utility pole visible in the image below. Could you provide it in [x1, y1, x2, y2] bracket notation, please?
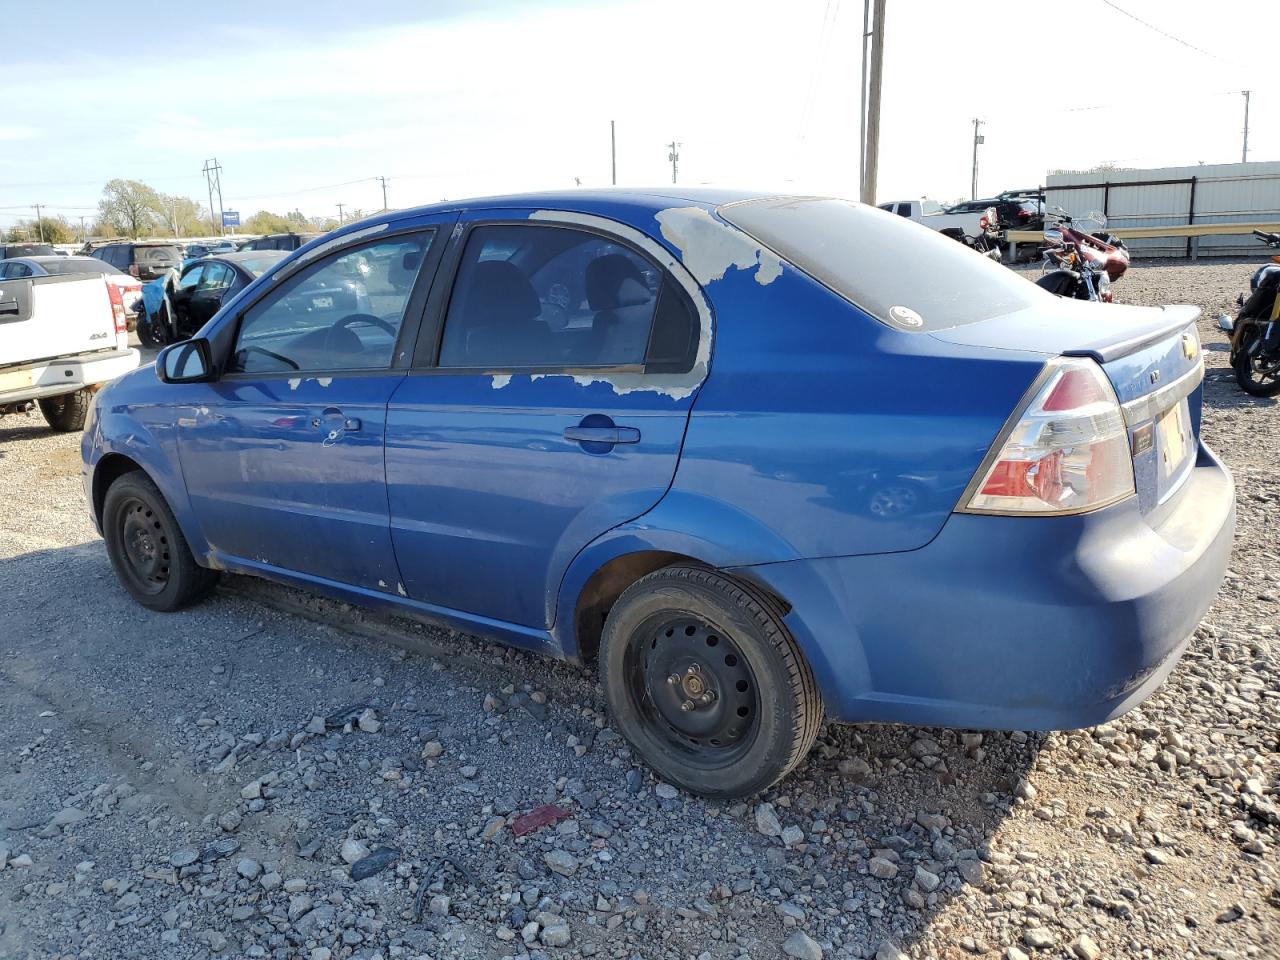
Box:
[202, 158, 224, 235]
[861, 0, 886, 204]
[667, 141, 681, 184]
[33, 204, 44, 243]
[859, 0, 870, 198]
[611, 120, 617, 186]
[376, 176, 389, 211]
[336, 203, 345, 225]
[1242, 90, 1251, 164]
[78, 216, 87, 243]
[971, 118, 985, 199]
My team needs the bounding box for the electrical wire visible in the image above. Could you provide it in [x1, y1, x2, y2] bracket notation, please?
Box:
[1098, 0, 1231, 64]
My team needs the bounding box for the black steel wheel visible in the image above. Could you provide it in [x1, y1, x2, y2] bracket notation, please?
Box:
[626, 614, 761, 765]
[600, 566, 822, 798]
[102, 470, 218, 611]
[1234, 327, 1280, 397]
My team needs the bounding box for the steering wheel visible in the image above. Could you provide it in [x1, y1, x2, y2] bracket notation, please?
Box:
[332, 313, 397, 336]
[322, 312, 397, 353]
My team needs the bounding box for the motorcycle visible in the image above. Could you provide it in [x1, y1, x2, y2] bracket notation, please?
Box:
[940, 210, 1003, 261]
[1035, 209, 1130, 302]
[1227, 231, 1280, 396]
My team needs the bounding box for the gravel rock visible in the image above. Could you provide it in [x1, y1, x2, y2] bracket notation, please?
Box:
[755, 802, 783, 837]
[340, 839, 371, 865]
[782, 930, 824, 960]
[544, 849, 579, 877]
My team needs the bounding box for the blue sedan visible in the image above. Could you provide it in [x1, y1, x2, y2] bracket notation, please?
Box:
[80, 190, 1234, 797]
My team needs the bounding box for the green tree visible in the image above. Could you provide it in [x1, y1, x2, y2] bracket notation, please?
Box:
[156, 194, 207, 238]
[98, 179, 162, 238]
[4, 217, 74, 244]
[243, 210, 296, 234]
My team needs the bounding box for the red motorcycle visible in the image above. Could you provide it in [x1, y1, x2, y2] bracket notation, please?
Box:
[1035, 209, 1130, 302]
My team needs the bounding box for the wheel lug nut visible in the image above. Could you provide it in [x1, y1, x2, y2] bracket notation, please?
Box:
[680, 700, 695, 712]
[667, 674, 680, 685]
[699, 691, 716, 705]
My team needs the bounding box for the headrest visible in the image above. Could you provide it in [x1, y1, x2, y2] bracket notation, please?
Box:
[586, 254, 650, 310]
[462, 260, 540, 327]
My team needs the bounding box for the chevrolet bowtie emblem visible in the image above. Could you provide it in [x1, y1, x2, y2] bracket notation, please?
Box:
[1182, 332, 1199, 360]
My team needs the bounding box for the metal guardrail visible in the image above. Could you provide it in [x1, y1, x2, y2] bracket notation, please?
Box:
[1006, 221, 1280, 243]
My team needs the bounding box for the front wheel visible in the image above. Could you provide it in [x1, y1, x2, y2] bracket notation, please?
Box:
[38, 389, 92, 432]
[599, 566, 822, 798]
[102, 470, 219, 611]
[1233, 327, 1280, 396]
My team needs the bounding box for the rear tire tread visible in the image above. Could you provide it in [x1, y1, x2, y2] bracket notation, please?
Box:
[38, 389, 91, 432]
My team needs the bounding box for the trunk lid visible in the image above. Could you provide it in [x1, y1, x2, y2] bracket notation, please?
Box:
[0, 275, 117, 369]
[932, 300, 1204, 514]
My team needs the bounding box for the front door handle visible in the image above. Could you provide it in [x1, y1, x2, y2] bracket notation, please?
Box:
[563, 425, 640, 444]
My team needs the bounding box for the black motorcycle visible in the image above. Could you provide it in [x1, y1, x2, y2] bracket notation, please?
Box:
[1229, 232, 1280, 396]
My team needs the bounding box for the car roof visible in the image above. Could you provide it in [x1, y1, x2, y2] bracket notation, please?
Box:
[198, 250, 288, 266]
[365, 187, 781, 224]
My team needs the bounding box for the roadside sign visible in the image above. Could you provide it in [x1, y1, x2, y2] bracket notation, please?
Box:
[222, 211, 241, 228]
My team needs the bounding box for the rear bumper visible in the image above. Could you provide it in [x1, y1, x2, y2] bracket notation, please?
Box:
[0, 348, 139, 406]
[735, 442, 1235, 730]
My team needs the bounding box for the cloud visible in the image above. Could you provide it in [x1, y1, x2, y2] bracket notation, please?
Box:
[0, 126, 38, 141]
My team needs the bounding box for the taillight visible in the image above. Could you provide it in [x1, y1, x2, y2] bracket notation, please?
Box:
[962, 358, 1134, 515]
[979, 215, 990, 230]
[106, 281, 128, 334]
[128, 264, 140, 278]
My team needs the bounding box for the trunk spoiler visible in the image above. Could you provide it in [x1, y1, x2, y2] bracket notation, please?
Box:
[1061, 304, 1200, 364]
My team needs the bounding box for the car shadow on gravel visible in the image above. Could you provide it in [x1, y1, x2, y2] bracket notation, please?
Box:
[0, 542, 1039, 959]
[0, 420, 62, 450]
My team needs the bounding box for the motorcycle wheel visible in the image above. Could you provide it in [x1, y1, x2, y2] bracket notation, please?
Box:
[1233, 327, 1280, 396]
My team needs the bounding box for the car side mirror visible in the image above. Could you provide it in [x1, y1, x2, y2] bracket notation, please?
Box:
[157, 338, 214, 383]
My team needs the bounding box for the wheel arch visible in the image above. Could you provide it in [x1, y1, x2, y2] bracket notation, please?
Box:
[92, 452, 148, 528]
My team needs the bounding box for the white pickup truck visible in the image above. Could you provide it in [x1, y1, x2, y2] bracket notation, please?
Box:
[878, 199, 997, 239]
[0, 274, 140, 431]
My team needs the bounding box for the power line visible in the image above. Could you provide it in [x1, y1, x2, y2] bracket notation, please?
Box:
[1098, 0, 1230, 64]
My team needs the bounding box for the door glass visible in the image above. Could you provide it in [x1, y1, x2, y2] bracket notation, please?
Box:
[229, 233, 433, 374]
[198, 262, 233, 291]
[438, 224, 659, 369]
[176, 264, 205, 291]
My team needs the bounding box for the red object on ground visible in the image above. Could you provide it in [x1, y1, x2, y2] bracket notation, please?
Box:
[511, 804, 572, 837]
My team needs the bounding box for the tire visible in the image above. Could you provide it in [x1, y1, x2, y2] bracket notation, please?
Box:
[599, 565, 822, 798]
[1233, 327, 1280, 397]
[102, 470, 219, 611]
[37, 389, 92, 432]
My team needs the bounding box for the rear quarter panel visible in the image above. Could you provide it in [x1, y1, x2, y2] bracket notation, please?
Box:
[668, 263, 1048, 563]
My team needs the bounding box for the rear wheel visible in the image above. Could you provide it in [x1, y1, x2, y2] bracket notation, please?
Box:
[1233, 327, 1280, 397]
[38, 389, 91, 432]
[102, 471, 218, 611]
[600, 566, 822, 798]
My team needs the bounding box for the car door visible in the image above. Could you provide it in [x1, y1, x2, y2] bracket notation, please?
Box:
[187, 261, 234, 328]
[176, 222, 450, 590]
[384, 213, 705, 630]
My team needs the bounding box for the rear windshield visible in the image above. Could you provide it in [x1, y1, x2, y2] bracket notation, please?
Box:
[135, 245, 180, 261]
[40, 257, 124, 276]
[236, 255, 283, 278]
[718, 197, 1037, 331]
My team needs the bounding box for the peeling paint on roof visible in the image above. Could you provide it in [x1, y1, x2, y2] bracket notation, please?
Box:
[655, 206, 782, 286]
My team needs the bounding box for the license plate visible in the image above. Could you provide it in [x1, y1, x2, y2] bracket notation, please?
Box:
[311, 296, 333, 309]
[1156, 400, 1191, 480]
[0, 368, 34, 393]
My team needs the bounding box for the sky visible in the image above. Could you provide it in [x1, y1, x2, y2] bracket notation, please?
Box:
[2, 0, 1278, 231]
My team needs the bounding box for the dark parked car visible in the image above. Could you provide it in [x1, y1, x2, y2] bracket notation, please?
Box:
[946, 196, 1043, 231]
[89, 240, 183, 280]
[0, 242, 54, 259]
[151, 251, 289, 344]
[84, 189, 1233, 797]
[239, 232, 320, 252]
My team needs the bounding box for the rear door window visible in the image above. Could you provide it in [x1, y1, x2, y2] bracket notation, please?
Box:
[437, 224, 673, 370]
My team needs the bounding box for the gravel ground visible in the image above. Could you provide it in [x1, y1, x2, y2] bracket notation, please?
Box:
[0, 261, 1276, 960]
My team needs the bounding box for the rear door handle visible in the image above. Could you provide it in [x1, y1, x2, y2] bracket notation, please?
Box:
[563, 426, 641, 444]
